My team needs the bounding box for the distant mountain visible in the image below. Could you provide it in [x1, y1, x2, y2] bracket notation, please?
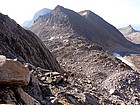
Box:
[119, 25, 136, 35]
[21, 8, 51, 28]
[119, 25, 140, 44]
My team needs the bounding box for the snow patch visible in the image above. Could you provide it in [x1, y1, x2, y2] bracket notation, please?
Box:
[113, 53, 135, 68]
[82, 12, 87, 16]
[48, 36, 55, 40]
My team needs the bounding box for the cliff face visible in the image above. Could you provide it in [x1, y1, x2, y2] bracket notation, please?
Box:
[0, 12, 63, 73]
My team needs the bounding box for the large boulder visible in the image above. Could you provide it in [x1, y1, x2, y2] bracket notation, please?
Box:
[0, 55, 30, 85]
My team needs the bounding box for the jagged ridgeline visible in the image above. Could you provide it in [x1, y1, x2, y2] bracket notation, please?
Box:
[29, 5, 140, 54]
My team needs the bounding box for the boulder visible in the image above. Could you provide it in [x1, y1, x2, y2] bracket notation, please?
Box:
[0, 55, 30, 85]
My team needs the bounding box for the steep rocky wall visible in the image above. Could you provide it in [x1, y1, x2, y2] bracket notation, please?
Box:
[0, 13, 63, 73]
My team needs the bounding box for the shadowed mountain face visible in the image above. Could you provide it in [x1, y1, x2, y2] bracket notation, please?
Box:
[29, 5, 140, 54]
[119, 25, 140, 44]
[0, 13, 63, 73]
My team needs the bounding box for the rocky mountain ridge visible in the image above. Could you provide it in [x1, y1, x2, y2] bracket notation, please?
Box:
[30, 5, 140, 54]
[29, 5, 140, 104]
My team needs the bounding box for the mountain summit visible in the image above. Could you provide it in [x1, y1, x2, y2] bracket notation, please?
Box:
[29, 5, 140, 53]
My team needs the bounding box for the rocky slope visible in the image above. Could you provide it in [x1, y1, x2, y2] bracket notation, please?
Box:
[29, 5, 140, 104]
[0, 12, 65, 105]
[119, 25, 140, 44]
[21, 8, 51, 28]
[0, 12, 106, 105]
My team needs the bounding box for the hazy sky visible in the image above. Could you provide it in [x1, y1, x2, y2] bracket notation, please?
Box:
[0, 0, 140, 29]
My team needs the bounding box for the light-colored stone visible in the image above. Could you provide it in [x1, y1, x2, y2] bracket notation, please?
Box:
[0, 57, 30, 85]
[40, 77, 46, 81]
[121, 102, 126, 105]
[51, 72, 60, 76]
[46, 77, 53, 83]
[0, 55, 6, 66]
[109, 88, 116, 95]
[44, 71, 60, 76]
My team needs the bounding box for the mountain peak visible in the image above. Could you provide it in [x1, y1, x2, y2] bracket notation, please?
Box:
[128, 24, 132, 27]
[119, 25, 135, 35]
[53, 5, 76, 15]
[55, 5, 64, 9]
[127, 24, 135, 31]
[54, 5, 65, 11]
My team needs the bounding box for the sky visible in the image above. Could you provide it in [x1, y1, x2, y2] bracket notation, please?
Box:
[0, 0, 140, 30]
